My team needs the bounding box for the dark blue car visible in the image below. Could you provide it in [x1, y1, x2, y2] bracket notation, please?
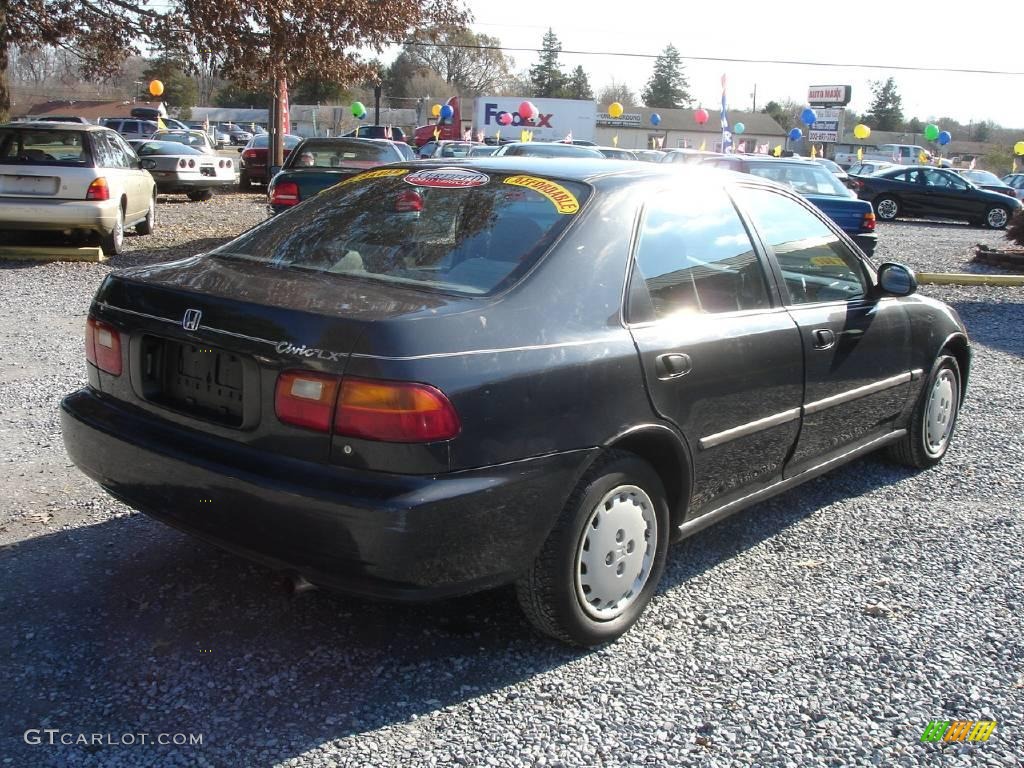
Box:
[701, 155, 877, 256]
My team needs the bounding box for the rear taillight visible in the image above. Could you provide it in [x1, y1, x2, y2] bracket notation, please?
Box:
[271, 181, 300, 207]
[242, 149, 259, 161]
[334, 377, 460, 443]
[178, 158, 187, 169]
[86, 178, 110, 201]
[862, 211, 876, 232]
[85, 316, 122, 376]
[395, 190, 424, 212]
[275, 371, 341, 432]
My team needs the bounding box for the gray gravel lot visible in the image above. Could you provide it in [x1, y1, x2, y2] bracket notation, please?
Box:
[1, 194, 1022, 767]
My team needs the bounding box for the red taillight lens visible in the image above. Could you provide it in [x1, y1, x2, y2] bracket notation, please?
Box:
[85, 316, 122, 375]
[334, 377, 460, 443]
[862, 211, 876, 232]
[86, 178, 110, 201]
[271, 181, 300, 206]
[275, 371, 341, 432]
[188, 159, 196, 169]
[394, 190, 424, 212]
[242, 149, 259, 161]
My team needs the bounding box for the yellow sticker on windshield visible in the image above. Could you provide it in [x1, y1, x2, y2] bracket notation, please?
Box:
[503, 175, 580, 214]
[334, 168, 408, 187]
[810, 255, 847, 267]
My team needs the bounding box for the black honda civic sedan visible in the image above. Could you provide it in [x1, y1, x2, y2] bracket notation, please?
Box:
[62, 159, 970, 646]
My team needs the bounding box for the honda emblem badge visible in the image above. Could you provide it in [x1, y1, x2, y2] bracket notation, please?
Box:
[182, 309, 202, 332]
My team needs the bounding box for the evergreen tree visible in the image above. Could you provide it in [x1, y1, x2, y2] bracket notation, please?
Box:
[866, 78, 904, 131]
[641, 44, 691, 108]
[529, 29, 566, 98]
[564, 66, 593, 100]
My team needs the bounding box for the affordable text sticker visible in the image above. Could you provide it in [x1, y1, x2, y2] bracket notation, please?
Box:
[335, 168, 409, 187]
[503, 175, 580, 214]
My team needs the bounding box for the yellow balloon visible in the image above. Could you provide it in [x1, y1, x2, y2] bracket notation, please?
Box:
[148, 79, 164, 97]
[608, 102, 624, 119]
[1015, 141, 1024, 156]
[854, 123, 870, 140]
[431, 103, 441, 118]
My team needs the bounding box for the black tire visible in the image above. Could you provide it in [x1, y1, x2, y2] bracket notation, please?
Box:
[238, 172, 252, 192]
[187, 189, 214, 202]
[515, 450, 670, 647]
[888, 354, 961, 469]
[100, 205, 125, 256]
[874, 195, 900, 222]
[983, 206, 1010, 229]
[136, 194, 156, 235]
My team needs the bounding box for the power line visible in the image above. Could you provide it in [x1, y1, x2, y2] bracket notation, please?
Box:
[405, 41, 1024, 77]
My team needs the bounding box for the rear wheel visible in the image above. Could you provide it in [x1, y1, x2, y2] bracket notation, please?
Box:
[516, 451, 669, 647]
[888, 354, 961, 468]
[100, 205, 125, 256]
[874, 195, 900, 221]
[238, 171, 252, 192]
[984, 206, 1010, 229]
[136, 194, 156, 235]
[187, 189, 214, 202]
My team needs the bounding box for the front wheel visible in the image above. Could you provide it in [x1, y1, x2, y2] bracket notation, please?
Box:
[984, 206, 1009, 229]
[888, 354, 961, 468]
[874, 195, 900, 222]
[516, 451, 669, 647]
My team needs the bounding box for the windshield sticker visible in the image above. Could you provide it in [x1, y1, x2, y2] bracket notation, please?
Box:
[404, 168, 490, 188]
[503, 175, 580, 214]
[335, 168, 409, 187]
[809, 255, 848, 267]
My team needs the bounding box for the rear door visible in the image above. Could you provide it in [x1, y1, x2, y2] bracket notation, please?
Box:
[733, 185, 912, 476]
[627, 184, 804, 516]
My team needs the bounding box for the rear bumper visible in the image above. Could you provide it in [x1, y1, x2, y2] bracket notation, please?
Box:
[61, 388, 595, 600]
[153, 175, 237, 193]
[0, 198, 119, 234]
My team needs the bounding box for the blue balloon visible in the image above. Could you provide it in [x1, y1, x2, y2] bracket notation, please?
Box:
[650, 113, 661, 126]
[801, 108, 817, 126]
[938, 130, 952, 146]
[789, 127, 803, 141]
[439, 104, 454, 120]
[733, 122, 745, 135]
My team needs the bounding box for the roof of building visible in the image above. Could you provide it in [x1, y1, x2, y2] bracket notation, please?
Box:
[596, 104, 787, 137]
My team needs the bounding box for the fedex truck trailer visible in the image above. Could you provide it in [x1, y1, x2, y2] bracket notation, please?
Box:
[473, 97, 596, 143]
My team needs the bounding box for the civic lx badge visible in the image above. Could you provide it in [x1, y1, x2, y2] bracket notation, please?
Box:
[182, 309, 202, 331]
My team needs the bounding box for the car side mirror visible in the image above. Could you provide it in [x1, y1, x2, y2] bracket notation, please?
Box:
[877, 262, 917, 297]
[237, 147, 243, 153]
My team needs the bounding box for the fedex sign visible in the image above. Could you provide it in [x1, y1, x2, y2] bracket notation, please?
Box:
[473, 97, 596, 142]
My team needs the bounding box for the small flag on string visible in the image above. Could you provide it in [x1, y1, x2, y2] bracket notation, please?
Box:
[657, 136, 664, 148]
[433, 126, 440, 141]
[857, 147, 863, 161]
[475, 129, 484, 142]
[496, 129, 501, 142]
[157, 115, 167, 131]
[520, 128, 529, 142]
[773, 145, 782, 157]
[564, 130, 573, 144]
[737, 141, 747, 153]
[918, 150, 928, 164]
[969, 157, 976, 169]
[612, 134, 618, 147]
[810, 144, 817, 158]
[1013, 157, 1017, 173]
[699, 139, 706, 151]
[464, 127, 472, 141]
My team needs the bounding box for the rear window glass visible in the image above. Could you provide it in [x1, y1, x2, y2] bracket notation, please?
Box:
[210, 167, 590, 295]
[0, 129, 91, 165]
[288, 140, 397, 168]
[251, 134, 302, 149]
[135, 141, 204, 156]
[746, 163, 849, 196]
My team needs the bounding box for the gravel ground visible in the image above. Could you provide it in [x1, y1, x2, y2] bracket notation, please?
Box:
[1, 197, 1022, 767]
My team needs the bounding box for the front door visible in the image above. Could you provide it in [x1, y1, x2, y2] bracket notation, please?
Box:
[732, 186, 912, 475]
[627, 185, 804, 516]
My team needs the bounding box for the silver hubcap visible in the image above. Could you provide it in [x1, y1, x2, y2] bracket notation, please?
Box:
[924, 368, 958, 457]
[877, 199, 898, 219]
[113, 210, 124, 248]
[575, 484, 657, 621]
[987, 208, 1007, 228]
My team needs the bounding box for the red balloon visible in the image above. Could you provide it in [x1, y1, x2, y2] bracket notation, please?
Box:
[497, 111, 513, 126]
[694, 108, 709, 125]
[518, 101, 536, 120]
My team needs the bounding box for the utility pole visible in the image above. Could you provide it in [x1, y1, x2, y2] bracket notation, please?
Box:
[750, 84, 757, 113]
[374, 84, 382, 126]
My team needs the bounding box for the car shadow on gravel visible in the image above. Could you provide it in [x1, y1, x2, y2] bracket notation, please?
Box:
[948, 299, 1024, 359]
[0, 453, 922, 766]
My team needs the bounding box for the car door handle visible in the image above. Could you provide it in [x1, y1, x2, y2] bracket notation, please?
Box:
[655, 353, 692, 380]
[812, 329, 836, 350]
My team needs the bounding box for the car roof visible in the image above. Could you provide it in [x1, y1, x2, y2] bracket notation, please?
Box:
[2, 121, 110, 132]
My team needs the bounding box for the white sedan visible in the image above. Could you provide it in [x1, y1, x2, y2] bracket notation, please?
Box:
[129, 139, 236, 201]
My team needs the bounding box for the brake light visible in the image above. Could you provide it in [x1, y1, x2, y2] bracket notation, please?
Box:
[862, 211, 876, 232]
[85, 316, 122, 375]
[242, 149, 259, 161]
[271, 181, 300, 207]
[334, 377, 460, 443]
[394, 190, 424, 212]
[86, 178, 110, 201]
[275, 371, 341, 432]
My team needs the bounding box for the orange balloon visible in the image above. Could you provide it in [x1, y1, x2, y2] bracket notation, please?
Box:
[149, 80, 164, 97]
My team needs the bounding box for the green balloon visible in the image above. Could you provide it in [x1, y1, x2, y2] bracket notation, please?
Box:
[924, 124, 940, 141]
[351, 101, 366, 117]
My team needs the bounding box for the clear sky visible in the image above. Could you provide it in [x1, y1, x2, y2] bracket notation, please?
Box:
[454, 0, 1024, 130]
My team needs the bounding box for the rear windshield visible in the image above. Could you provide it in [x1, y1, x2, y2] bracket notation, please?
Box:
[153, 131, 208, 148]
[251, 134, 302, 149]
[746, 163, 850, 196]
[135, 141, 204, 156]
[210, 167, 590, 295]
[0, 128, 91, 165]
[287, 140, 397, 168]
